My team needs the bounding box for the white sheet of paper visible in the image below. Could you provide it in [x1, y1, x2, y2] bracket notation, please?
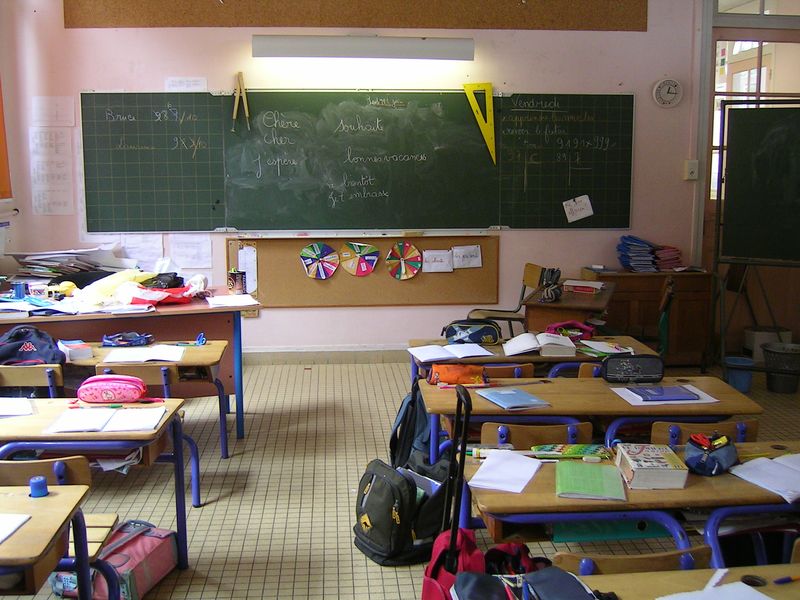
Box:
[45, 408, 117, 433]
[167, 233, 212, 268]
[611, 384, 719, 406]
[655, 581, 773, 600]
[165, 77, 207, 92]
[443, 343, 493, 359]
[206, 294, 260, 308]
[0, 514, 31, 545]
[730, 457, 800, 503]
[0, 398, 33, 417]
[102, 407, 167, 432]
[422, 250, 454, 273]
[580, 340, 633, 354]
[468, 450, 542, 493]
[452, 245, 482, 269]
[103, 345, 185, 363]
[563, 194, 594, 223]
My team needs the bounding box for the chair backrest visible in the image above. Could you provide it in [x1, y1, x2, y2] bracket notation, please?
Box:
[480, 422, 593, 448]
[552, 545, 712, 575]
[506, 263, 545, 313]
[483, 363, 535, 379]
[547, 361, 601, 378]
[97, 364, 179, 396]
[658, 276, 676, 355]
[650, 419, 759, 446]
[792, 538, 800, 563]
[0, 364, 63, 397]
[0, 455, 91, 486]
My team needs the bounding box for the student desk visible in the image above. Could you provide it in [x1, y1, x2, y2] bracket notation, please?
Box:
[0, 398, 190, 570]
[420, 376, 764, 462]
[464, 441, 800, 568]
[523, 283, 616, 332]
[581, 564, 800, 599]
[70, 340, 232, 458]
[0, 485, 92, 599]
[408, 335, 655, 383]
[0, 295, 254, 440]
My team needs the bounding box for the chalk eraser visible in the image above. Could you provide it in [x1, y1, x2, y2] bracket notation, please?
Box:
[591, 264, 604, 270]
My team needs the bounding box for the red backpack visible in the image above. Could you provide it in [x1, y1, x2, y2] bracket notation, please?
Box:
[421, 528, 485, 599]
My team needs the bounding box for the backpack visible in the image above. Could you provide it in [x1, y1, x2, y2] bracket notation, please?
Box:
[389, 379, 430, 469]
[441, 319, 501, 345]
[353, 458, 447, 566]
[0, 325, 65, 365]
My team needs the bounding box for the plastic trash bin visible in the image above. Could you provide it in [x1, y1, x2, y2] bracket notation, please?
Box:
[724, 356, 754, 394]
[761, 342, 800, 394]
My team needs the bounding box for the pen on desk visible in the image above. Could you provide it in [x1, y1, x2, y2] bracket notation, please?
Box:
[69, 404, 122, 409]
[774, 576, 800, 584]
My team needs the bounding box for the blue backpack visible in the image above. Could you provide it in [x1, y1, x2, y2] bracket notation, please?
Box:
[389, 379, 430, 469]
[0, 325, 65, 365]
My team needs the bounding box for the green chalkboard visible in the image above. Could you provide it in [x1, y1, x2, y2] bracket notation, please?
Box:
[81, 93, 227, 232]
[80, 91, 634, 232]
[721, 106, 800, 264]
[222, 90, 497, 230]
[497, 94, 634, 228]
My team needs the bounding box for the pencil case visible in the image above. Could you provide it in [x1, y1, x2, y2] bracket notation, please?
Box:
[75, 374, 148, 404]
[427, 364, 486, 385]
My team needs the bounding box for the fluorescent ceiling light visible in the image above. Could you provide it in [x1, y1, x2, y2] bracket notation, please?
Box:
[252, 35, 474, 60]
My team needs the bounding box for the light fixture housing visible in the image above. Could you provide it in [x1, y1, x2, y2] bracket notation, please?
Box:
[252, 34, 474, 61]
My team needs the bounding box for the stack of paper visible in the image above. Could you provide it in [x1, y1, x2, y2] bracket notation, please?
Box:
[468, 450, 542, 493]
[103, 345, 185, 363]
[730, 453, 800, 503]
[407, 343, 493, 363]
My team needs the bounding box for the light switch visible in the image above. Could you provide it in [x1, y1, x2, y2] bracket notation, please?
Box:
[683, 159, 699, 181]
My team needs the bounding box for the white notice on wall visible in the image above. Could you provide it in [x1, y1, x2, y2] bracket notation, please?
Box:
[31, 96, 75, 126]
[168, 233, 212, 269]
[121, 234, 164, 272]
[422, 250, 454, 273]
[452, 245, 482, 269]
[563, 195, 594, 223]
[29, 127, 74, 215]
[238, 245, 258, 294]
[165, 77, 208, 92]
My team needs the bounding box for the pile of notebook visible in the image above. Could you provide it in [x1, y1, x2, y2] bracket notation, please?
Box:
[616, 235, 657, 272]
[654, 245, 685, 270]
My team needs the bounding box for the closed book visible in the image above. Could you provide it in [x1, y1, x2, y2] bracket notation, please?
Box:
[614, 443, 689, 489]
[58, 339, 93, 360]
[529, 444, 610, 459]
[555, 461, 626, 501]
[475, 387, 549, 411]
[627, 385, 699, 402]
[561, 280, 604, 294]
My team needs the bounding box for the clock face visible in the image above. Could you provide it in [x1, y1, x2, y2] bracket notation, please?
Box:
[653, 79, 683, 107]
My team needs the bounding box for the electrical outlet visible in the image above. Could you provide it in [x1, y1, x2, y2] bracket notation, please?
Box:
[683, 159, 699, 181]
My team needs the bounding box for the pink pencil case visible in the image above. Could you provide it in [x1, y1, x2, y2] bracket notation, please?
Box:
[76, 374, 148, 404]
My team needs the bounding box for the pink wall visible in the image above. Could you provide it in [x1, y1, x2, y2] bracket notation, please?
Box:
[0, 1, 702, 352]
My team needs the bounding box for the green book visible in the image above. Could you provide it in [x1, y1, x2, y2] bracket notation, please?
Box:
[555, 461, 626, 501]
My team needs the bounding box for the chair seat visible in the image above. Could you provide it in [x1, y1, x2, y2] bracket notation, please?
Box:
[467, 308, 525, 322]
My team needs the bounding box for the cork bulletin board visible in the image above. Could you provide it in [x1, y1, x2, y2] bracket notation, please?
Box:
[64, 1, 647, 32]
[226, 235, 499, 307]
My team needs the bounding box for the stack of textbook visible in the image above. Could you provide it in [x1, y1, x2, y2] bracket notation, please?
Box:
[614, 443, 689, 489]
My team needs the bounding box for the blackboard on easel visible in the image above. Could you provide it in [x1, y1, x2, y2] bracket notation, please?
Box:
[721, 104, 800, 265]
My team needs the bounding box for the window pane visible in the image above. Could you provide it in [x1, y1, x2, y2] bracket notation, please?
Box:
[716, 41, 760, 92]
[718, 0, 760, 14]
[764, 0, 800, 16]
[765, 42, 800, 92]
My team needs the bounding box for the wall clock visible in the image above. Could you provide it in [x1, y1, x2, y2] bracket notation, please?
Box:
[652, 78, 683, 107]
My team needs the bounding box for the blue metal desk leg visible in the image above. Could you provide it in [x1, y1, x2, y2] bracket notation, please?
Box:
[233, 311, 245, 440]
[71, 509, 92, 600]
[170, 417, 190, 569]
[429, 414, 441, 464]
[410, 357, 419, 386]
[214, 378, 230, 459]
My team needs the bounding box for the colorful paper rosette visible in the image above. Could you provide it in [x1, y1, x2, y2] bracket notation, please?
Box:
[299, 242, 340, 280]
[385, 241, 422, 281]
[339, 242, 380, 277]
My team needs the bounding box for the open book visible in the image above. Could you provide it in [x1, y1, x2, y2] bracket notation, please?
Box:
[407, 343, 493, 363]
[730, 453, 800, 503]
[502, 332, 576, 357]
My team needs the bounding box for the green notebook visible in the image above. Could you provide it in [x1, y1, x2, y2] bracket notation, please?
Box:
[555, 461, 626, 501]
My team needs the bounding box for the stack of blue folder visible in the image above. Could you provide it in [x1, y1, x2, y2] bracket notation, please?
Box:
[617, 235, 658, 272]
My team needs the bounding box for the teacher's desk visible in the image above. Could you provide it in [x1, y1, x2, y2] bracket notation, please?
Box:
[524, 283, 616, 331]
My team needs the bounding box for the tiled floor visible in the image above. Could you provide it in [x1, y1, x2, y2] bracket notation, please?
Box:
[20, 363, 800, 599]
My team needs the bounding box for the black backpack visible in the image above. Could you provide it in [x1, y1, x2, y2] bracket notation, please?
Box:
[0, 325, 65, 365]
[353, 458, 447, 566]
[389, 379, 430, 469]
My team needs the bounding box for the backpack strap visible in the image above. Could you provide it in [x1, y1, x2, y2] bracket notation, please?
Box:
[389, 378, 421, 468]
[97, 520, 155, 559]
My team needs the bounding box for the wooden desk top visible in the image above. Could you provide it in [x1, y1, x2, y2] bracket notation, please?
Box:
[421, 376, 764, 418]
[0, 398, 184, 443]
[70, 340, 228, 368]
[581, 563, 800, 599]
[524, 282, 616, 311]
[409, 335, 656, 364]
[0, 293, 261, 327]
[468, 441, 799, 516]
[0, 485, 88, 566]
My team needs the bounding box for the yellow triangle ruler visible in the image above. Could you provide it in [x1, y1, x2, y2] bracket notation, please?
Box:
[463, 83, 496, 165]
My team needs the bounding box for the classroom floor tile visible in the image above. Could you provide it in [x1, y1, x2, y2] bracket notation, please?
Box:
[16, 363, 799, 599]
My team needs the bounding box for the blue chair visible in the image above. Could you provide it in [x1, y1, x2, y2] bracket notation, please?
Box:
[483, 363, 535, 379]
[547, 361, 601, 378]
[0, 364, 62, 398]
[480, 422, 593, 447]
[552, 545, 711, 575]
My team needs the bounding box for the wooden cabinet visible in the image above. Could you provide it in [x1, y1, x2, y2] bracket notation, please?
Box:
[581, 269, 712, 366]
